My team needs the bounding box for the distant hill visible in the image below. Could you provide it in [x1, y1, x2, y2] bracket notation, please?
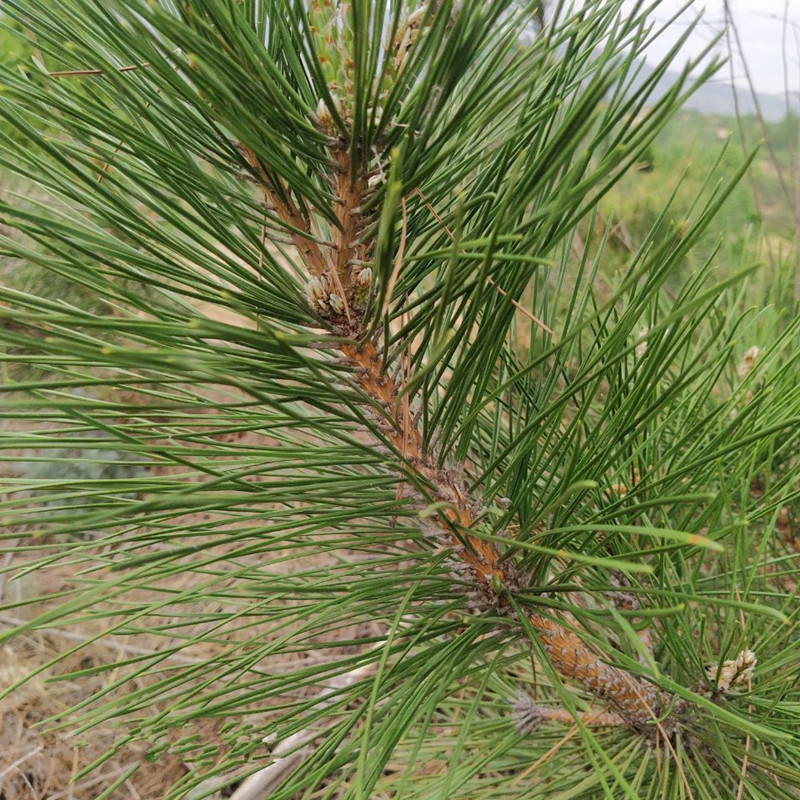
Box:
[637, 59, 800, 121]
[680, 77, 798, 121]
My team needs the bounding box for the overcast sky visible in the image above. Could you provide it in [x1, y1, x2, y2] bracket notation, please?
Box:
[620, 0, 800, 95]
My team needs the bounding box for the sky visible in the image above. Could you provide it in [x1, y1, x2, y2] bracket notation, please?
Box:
[621, 0, 800, 96]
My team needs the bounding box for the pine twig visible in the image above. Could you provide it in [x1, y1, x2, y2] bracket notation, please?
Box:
[237, 144, 331, 279]
[228, 661, 377, 800]
[512, 691, 625, 732]
[242, 49, 673, 741]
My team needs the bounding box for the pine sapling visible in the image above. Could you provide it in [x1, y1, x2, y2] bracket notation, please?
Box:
[0, 1, 799, 798]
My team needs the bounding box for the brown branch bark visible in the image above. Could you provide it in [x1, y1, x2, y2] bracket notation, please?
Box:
[238, 144, 331, 278]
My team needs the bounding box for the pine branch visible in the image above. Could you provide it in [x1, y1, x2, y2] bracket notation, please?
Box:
[241, 102, 673, 736]
[235, 4, 678, 731]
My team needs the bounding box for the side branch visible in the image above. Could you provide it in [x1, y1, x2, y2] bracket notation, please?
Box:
[341, 340, 672, 737]
[512, 692, 625, 732]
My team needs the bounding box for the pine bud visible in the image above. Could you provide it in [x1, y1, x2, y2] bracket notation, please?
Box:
[353, 267, 373, 309]
[328, 293, 345, 315]
[511, 692, 547, 733]
[635, 325, 648, 358]
[305, 275, 330, 314]
[737, 346, 760, 380]
[707, 649, 756, 693]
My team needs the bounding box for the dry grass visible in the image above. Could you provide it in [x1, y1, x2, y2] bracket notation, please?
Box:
[0, 627, 191, 800]
[0, 536, 384, 799]
[0, 417, 386, 800]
